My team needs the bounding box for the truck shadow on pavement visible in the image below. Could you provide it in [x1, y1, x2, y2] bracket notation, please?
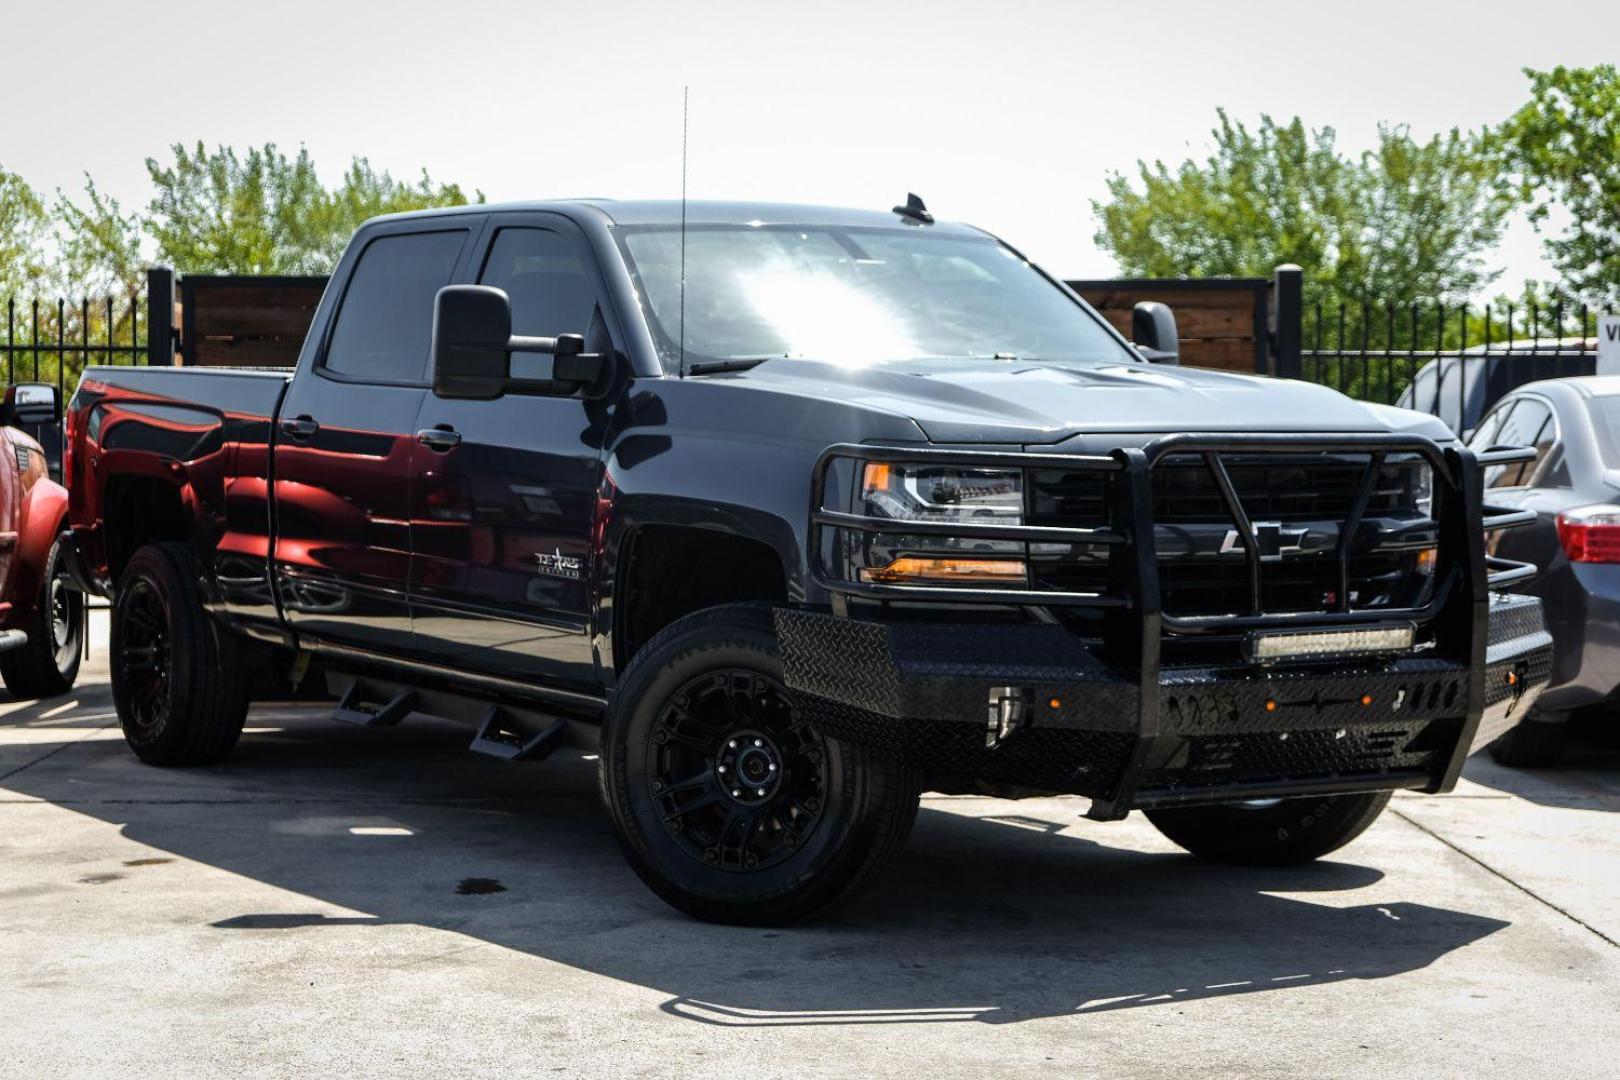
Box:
[1463, 716, 1620, 812]
[1, 691, 1510, 1028]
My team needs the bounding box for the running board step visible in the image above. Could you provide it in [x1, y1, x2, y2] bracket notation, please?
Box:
[468, 706, 568, 762]
[331, 683, 418, 727]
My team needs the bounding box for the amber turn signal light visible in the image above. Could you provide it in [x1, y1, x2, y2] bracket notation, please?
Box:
[860, 556, 1027, 585]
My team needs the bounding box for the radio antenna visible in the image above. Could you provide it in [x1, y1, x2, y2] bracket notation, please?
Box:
[678, 85, 689, 379]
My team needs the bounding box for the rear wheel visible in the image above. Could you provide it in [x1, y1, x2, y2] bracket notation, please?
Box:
[0, 537, 83, 699]
[600, 605, 921, 925]
[1487, 713, 1568, 768]
[111, 543, 248, 765]
[1145, 790, 1392, 866]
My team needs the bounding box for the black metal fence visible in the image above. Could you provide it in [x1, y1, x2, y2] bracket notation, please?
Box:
[1296, 296, 1612, 434]
[2, 293, 146, 403]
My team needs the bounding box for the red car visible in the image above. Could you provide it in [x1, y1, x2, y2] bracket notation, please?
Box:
[0, 383, 81, 697]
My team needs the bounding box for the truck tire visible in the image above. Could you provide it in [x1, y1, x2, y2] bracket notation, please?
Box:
[0, 536, 83, 699]
[1144, 790, 1392, 866]
[110, 543, 248, 766]
[600, 604, 921, 925]
[1487, 714, 1567, 768]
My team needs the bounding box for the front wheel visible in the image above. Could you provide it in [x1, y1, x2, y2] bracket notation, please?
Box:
[0, 536, 83, 699]
[599, 605, 921, 925]
[1145, 790, 1392, 866]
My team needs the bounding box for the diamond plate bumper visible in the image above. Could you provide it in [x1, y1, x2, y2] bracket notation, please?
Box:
[774, 591, 1551, 816]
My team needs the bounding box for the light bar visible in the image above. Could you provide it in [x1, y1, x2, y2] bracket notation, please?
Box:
[1249, 624, 1416, 663]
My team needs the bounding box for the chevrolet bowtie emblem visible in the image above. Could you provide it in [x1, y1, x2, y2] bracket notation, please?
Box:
[1219, 521, 1309, 562]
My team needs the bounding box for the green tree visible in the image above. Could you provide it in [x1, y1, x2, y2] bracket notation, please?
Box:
[140, 142, 478, 275]
[1092, 111, 1511, 301]
[0, 164, 50, 296]
[1498, 64, 1620, 302]
[55, 175, 144, 295]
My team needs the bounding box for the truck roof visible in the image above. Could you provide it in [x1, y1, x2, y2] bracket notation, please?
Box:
[364, 198, 992, 237]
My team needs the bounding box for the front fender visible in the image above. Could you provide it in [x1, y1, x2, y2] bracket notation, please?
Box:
[6, 476, 69, 627]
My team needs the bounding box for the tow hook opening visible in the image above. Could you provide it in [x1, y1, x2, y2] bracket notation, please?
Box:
[986, 686, 1032, 749]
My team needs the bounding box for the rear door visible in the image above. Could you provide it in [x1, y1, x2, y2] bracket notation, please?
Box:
[408, 212, 613, 688]
[273, 221, 478, 653]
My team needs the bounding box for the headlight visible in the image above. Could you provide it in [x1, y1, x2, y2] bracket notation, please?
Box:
[857, 462, 1027, 586]
[861, 462, 1022, 522]
[1412, 461, 1433, 518]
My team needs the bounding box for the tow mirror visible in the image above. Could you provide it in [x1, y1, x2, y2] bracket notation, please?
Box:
[431, 285, 611, 400]
[1131, 301, 1180, 365]
[0, 383, 61, 427]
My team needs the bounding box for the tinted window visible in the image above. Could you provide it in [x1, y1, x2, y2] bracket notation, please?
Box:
[1485, 398, 1553, 488]
[479, 228, 597, 337]
[324, 230, 467, 382]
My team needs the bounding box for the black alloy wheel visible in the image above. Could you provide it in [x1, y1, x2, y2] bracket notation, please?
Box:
[649, 669, 829, 873]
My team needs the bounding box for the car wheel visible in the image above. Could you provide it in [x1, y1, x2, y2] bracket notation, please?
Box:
[0, 536, 84, 699]
[1487, 714, 1567, 768]
[1144, 791, 1393, 866]
[600, 604, 921, 925]
[111, 543, 248, 765]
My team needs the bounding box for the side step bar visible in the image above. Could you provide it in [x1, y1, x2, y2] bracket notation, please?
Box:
[331, 682, 418, 727]
[467, 707, 569, 763]
[323, 671, 600, 759]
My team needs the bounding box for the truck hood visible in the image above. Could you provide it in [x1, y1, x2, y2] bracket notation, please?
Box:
[742, 358, 1453, 444]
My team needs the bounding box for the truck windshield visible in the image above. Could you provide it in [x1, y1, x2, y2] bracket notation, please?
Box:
[617, 225, 1134, 371]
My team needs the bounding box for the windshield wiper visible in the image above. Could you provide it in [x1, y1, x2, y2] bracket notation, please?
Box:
[686, 357, 775, 376]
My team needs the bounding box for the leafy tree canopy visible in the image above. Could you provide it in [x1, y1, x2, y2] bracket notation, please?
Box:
[0, 164, 50, 296]
[140, 142, 479, 276]
[1498, 64, 1620, 303]
[1092, 111, 1512, 301]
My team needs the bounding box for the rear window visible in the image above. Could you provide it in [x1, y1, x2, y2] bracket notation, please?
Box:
[1590, 397, 1620, 468]
[324, 230, 467, 383]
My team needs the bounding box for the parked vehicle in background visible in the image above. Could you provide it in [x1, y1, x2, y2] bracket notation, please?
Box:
[1396, 339, 1596, 436]
[1467, 375, 1620, 765]
[0, 384, 82, 698]
[64, 199, 1553, 923]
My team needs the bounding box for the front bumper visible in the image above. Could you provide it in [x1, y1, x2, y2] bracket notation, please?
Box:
[775, 591, 1551, 817]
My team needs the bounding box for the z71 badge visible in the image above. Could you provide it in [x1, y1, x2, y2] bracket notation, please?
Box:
[533, 549, 583, 581]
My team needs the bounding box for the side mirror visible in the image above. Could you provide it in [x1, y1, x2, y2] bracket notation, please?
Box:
[1131, 301, 1180, 365]
[0, 383, 61, 427]
[431, 285, 611, 400]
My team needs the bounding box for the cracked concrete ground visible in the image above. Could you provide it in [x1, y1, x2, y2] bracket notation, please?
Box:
[3, 612, 1618, 1079]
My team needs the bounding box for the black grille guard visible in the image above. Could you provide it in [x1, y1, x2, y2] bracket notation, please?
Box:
[808, 433, 1539, 811]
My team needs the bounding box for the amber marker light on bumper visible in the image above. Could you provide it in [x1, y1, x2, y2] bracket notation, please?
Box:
[1249, 624, 1417, 664]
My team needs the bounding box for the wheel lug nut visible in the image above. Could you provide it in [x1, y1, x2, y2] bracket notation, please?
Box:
[728, 739, 738, 749]
[651, 780, 664, 792]
[755, 788, 766, 797]
[768, 763, 777, 772]
[753, 738, 763, 747]
[718, 765, 727, 774]
[805, 798, 820, 811]
[731, 789, 741, 798]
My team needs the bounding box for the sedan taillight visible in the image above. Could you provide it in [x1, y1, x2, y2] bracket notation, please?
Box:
[1556, 504, 1620, 563]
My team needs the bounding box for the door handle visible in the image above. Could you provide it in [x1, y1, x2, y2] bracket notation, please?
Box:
[417, 425, 462, 451]
[280, 415, 319, 440]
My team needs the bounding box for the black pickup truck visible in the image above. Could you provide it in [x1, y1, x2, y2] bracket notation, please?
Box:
[64, 198, 1553, 923]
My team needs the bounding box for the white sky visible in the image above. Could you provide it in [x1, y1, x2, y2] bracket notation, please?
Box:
[4, 0, 1616, 288]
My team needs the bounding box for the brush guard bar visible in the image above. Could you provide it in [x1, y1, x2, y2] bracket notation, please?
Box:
[794, 433, 1544, 817]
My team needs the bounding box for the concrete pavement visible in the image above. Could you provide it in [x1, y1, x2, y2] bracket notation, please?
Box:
[3, 615, 1618, 1079]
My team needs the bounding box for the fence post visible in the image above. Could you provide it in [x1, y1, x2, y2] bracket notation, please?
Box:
[1271, 264, 1303, 379]
[145, 267, 175, 366]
